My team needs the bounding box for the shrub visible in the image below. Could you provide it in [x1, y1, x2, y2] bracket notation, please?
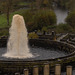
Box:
[33, 10, 57, 30]
[22, 9, 57, 32]
[66, 11, 75, 28]
[56, 23, 73, 33]
[41, 26, 47, 32]
[47, 25, 57, 29]
[22, 10, 34, 23]
[0, 29, 9, 36]
[28, 32, 39, 39]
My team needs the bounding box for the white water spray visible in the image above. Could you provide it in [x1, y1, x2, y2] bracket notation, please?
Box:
[3, 14, 33, 58]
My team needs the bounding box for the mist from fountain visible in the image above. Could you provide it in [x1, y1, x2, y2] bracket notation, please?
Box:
[3, 14, 33, 58]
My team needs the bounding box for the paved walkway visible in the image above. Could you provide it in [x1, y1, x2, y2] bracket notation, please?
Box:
[57, 33, 68, 41]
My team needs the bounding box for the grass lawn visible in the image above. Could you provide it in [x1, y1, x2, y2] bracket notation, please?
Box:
[0, 14, 7, 28]
[19, 2, 31, 6]
[0, 9, 28, 28]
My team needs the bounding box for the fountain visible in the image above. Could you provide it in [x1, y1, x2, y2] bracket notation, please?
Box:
[3, 14, 33, 58]
[0, 14, 74, 74]
[0, 14, 68, 61]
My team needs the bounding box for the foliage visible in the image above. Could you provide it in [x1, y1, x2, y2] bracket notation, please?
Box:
[0, 29, 9, 36]
[0, 0, 20, 13]
[33, 10, 56, 30]
[56, 23, 73, 33]
[36, 0, 42, 9]
[43, 0, 52, 8]
[0, 14, 8, 28]
[22, 10, 35, 32]
[0, 9, 28, 28]
[28, 32, 39, 39]
[22, 10, 34, 23]
[19, 2, 30, 6]
[37, 30, 41, 33]
[66, 11, 75, 28]
[0, 0, 20, 25]
[22, 9, 56, 32]
[56, 0, 75, 10]
[47, 25, 56, 29]
[36, 0, 52, 9]
[43, 0, 48, 5]
[57, 0, 70, 9]
[67, 0, 75, 11]
[41, 26, 47, 32]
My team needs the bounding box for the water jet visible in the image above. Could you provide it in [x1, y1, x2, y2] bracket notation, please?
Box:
[3, 14, 33, 58]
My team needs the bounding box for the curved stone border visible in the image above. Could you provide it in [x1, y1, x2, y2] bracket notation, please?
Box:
[0, 38, 75, 61]
[0, 39, 75, 73]
[29, 39, 75, 61]
[0, 38, 75, 60]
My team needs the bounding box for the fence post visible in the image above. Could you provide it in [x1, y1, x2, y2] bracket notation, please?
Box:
[55, 64, 61, 75]
[15, 73, 20, 75]
[24, 69, 29, 75]
[44, 63, 50, 75]
[66, 66, 72, 75]
[33, 66, 39, 75]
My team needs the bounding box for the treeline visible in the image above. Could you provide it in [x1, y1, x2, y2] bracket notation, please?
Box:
[0, 0, 75, 33]
[0, 0, 53, 26]
[54, 0, 75, 11]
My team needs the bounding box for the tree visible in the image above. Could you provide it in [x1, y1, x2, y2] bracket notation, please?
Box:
[36, 0, 52, 9]
[0, 0, 20, 26]
[42, 0, 52, 8]
[36, 0, 42, 9]
[68, 0, 75, 11]
[57, 0, 69, 9]
[66, 11, 75, 28]
[22, 9, 56, 32]
[33, 10, 57, 30]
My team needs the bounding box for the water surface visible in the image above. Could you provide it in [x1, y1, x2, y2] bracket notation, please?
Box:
[0, 47, 67, 61]
[53, 3, 68, 24]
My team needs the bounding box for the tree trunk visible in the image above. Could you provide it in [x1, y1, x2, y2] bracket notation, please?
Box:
[7, 0, 10, 26]
[7, 7, 9, 26]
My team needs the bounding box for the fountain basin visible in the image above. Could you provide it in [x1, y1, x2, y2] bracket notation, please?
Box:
[0, 39, 75, 74]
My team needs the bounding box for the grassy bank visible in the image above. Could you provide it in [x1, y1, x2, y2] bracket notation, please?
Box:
[19, 2, 31, 6]
[0, 9, 28, 28]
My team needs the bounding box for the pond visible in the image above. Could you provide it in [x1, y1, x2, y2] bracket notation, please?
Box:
[53, 3, 68, 24]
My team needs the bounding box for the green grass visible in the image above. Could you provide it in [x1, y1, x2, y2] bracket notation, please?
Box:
[0, 9, 29, 36]
[0, 14, 7, 28]
[19, 2, 30, 6]
[0, 9, 28, 28]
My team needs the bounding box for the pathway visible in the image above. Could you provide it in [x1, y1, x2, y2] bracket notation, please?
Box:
[57, 33, 68, 41]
